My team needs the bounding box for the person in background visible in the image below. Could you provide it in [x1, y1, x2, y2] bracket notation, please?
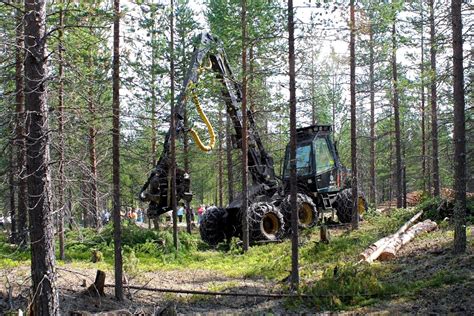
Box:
[197, 205, 204, 224]
[177, 203, 185, 223]
[131, 209, 138, 222]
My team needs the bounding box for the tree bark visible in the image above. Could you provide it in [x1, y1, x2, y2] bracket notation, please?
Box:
[24, 0, 59, 313]
[369, 20, 376, 207]
[15, 0, 27, 247]
[288, 0, 299, 290]
[180, 26, 192, 234]
[218, 106, 224, 207]
[169, 0, 178, 251]
[392, 13, 402, 208]
[379, 220, 437, 260]
[451, 0, 466, 253]
[360, 211, 423, 263]
[350, 0, 359, 228]
[88, 63, 99, 230]
[57, 0, 66, 259]
[241, 0, 249, 252]
[8, 139, 16, 243]
[226, 114, 234, 204]
[429, 0, 440, 197]
[112, 0, 123, 301]
[151, 14, 158, 167]
[420, 3, 427, 193]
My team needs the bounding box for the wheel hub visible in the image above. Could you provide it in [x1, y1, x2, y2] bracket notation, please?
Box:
[262, 213, 280, 236]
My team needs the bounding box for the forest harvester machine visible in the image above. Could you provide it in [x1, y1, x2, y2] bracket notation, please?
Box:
[139, 32, 367, 246]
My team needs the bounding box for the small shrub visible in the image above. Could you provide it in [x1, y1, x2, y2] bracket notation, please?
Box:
[91, 249, 103, 263]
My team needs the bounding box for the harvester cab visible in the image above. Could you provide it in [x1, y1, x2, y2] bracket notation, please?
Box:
[282, 125, 349, 209]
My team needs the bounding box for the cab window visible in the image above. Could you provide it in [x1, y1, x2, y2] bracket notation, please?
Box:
[314, 137, 334, 174]
[285, 144, 312, 176]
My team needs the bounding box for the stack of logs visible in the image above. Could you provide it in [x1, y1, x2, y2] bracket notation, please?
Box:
[360, 211, 438, 263]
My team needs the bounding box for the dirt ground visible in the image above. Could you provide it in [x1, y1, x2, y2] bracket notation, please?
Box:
[1, 228, 473, 315]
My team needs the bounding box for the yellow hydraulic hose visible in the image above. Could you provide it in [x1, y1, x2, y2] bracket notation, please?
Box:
[187, 82, 215, 152]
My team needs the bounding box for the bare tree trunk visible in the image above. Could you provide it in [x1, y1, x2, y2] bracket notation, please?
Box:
[15, 0, 27, 247]
[88, 72, 99, 230]
[429, 0, 440, 197]
[24, 0, 59, 313]
[288, 0, 299, 290]
[112, 0, 123, 301]
[350, 0, 359, 228]
[392, 14, 402, 209]
[226, 114, 234, 204]
[169, 0, 178, 251]
[420, 3, 427, 193]
[369, 21, 376, 207]
[451, 0, 466, 253]
[218, 106, 224, 207]
[241, 0, 249, 252]
[151, 19, 158, 167]
[57, 1, 66, 260]
[311, 48, 316, 125]
[9, 140, 16, 243]
[181, 32, 192, 234]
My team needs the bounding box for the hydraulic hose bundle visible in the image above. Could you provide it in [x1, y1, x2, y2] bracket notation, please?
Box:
[186, 66, 215, 152]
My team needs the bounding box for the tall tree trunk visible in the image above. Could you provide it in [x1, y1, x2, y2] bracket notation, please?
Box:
[88, 65, 99, 229]
[311, 48, 316, 125]
[24, 0, 59, 313]
[218, 106, 224, 207]
[369, 21, 376, 207]
[112, 0, 123, 301]
[15, 0, 27, 247]
[241, 0, 249, 252]
[226, 114, 234, 204]
[288, 0, 299, 290]
[350, 0, 359, 228]
[57, 0, 65, 260]
[392, 14, 402, 209]
[451, 0, 466, 253]
[9, 140, 16, 243]
[249, 44, 255, 113]
[420, 4, 426, 193]
[169, 0, 178, 250]
[180, 29, 192, 234]
[151, 15, 158, 167]
[429, 0, 440, 197]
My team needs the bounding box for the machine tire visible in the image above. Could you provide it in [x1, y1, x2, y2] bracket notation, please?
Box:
[247, 202, 285, 242]
[333, 188, 368, 223]
[282, 193, 318, 234]
[199, 206, 229, 246]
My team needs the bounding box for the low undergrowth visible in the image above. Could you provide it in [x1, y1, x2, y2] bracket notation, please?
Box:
[0, 207, 472, 311]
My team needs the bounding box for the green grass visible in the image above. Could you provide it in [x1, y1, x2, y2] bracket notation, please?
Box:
[0, 207, 471, 311]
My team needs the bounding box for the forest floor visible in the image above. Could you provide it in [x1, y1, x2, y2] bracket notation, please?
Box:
[0, 210, 473, 315]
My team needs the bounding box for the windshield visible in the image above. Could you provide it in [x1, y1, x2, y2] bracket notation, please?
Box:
[314, 137, 335, 174]
[284, 144, 312, 176]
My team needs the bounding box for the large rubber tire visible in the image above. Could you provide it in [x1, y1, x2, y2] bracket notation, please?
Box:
[247, 202, 285, 242]
[281, 193, 318, 234]
[333, 188, 368, 223]
[199, 206, 228, 246]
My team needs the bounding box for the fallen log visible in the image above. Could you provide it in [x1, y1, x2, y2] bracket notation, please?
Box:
[379, 220, 437, 261]
[360, 210, 423, 263]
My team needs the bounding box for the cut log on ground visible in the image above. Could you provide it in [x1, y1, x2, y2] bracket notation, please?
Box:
[379, 220, 437, 261]
[360, 211, 423, 263]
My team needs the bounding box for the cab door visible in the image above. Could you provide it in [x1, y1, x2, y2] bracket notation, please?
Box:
[313, 136, 336, 192]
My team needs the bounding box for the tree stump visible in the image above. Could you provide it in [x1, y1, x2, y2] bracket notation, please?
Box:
[320, 225, 330, 244]
[85, 270, 106, 297]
